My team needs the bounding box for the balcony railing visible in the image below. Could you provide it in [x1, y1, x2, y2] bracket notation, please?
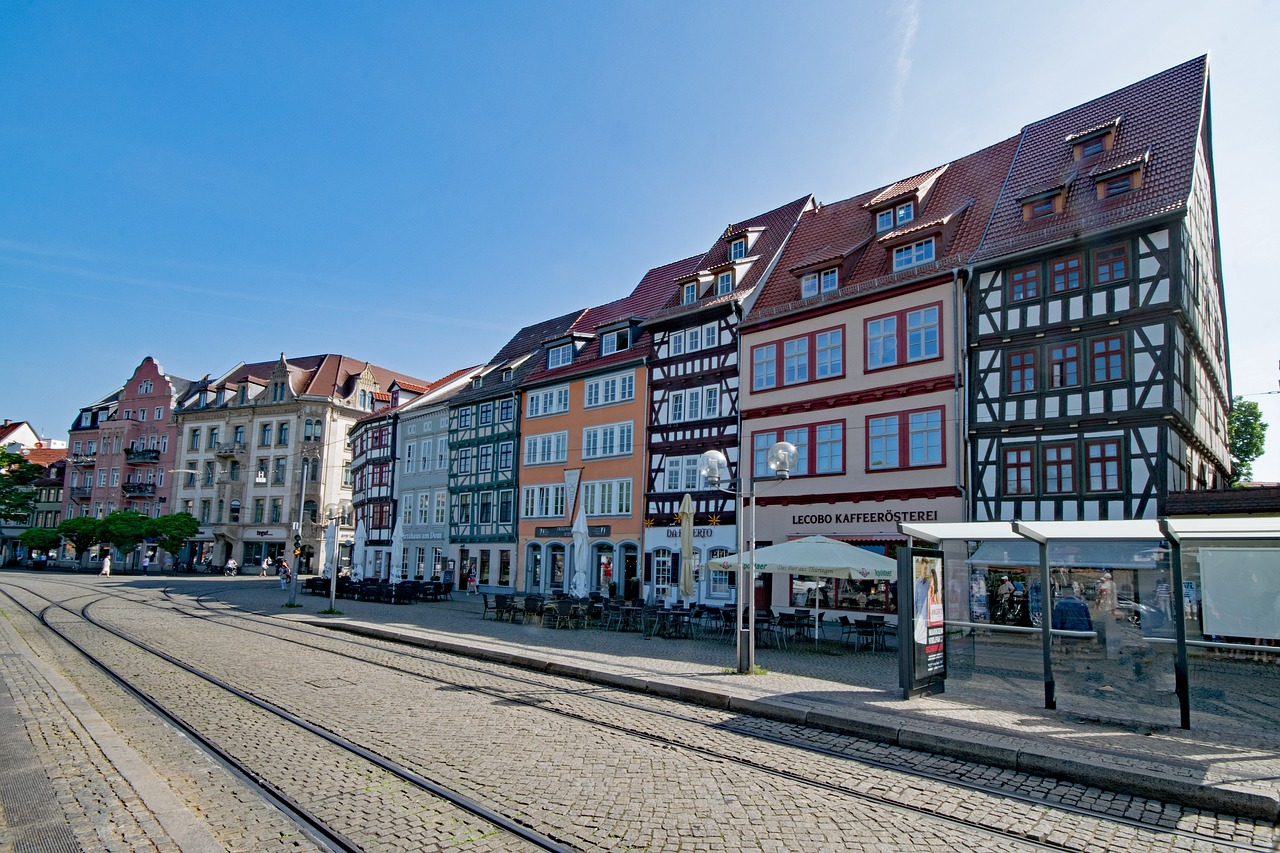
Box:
[72, 454, 97, 466]
[122, 482, 157, 496]
[125, 448, 161, 463]
[213, 442, 246, 457]
[70, 486, 92, 499]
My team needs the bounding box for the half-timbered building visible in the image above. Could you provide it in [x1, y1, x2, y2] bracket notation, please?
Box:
[968, 55, 1230, 521]
[639, 196, 812, 604]
[447, 311, 583, 593]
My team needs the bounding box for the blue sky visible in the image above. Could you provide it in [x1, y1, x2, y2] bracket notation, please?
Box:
[2, 0, 1278, 480]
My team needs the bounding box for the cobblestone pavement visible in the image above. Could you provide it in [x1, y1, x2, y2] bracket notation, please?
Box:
[2, 570, 1279, 852]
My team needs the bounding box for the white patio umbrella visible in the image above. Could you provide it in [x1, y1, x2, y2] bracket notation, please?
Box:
[570, 503, 591, 598]
[351, 520, 366, 581]
[677, 494, 696, 601]
[322, 518, 337, 578]
[710, 535, 897, 643]
[389, 524, 404, 584]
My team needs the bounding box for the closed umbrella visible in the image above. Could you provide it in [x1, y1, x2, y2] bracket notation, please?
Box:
[322, 517, 337, 578]
[351, 520, 365, 581]
[389, 524, 403, 584]
[570, 503, 591, 598]
[677, 494, 696, 601]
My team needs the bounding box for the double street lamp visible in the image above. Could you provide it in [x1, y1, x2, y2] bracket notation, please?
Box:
[698, 440, 797, 674]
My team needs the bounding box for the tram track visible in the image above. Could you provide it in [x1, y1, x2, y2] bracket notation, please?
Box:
[4, 575, 1274, 852]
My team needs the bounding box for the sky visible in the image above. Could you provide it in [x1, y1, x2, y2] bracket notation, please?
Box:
[2, 0, 1278, 481]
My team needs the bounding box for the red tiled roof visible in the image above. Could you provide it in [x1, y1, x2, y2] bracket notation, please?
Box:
[862, 165, 948, 209]
[218, 354, 437, 401]
[522, 255, 700, 387]
[645, 196, 812, 325]
[748, 137, 1018, 323]
[0, 421, 32, 443]
[23, 447, 67, 467]
[973, 55, 1208, 262]
[1064, 117, 1121, 143]
[447, 310, 584, 406]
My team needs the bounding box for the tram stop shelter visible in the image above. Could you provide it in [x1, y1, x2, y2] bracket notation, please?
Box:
[897, 517, 1280, 732]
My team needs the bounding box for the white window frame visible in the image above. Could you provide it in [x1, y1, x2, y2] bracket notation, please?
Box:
[548, 343, 573, 369]
[716, 271, 733, 295]
[896, 200, 914, 225]
[526, 385, 570, 418]
[682, 282, 697, 304]
[893, 238, 935, 271]
[524, 431, 568, 465]
[581, 422, 633, 460]
[584, 371, 636, 409]
[876, 209, 894, 232]
[729, 237, 746, 260]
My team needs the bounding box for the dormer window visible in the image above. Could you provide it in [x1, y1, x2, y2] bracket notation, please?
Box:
[893, 238, 935, 271]
[1081, 137, 1105, 158]
[876, 210, 893, 232]
[682, 282, 697, 304]
[502, 369, 513, 382]
[1102, 173, 1134, 197]
[1067, 118, 1119, 161]
[729, 237, 746, 260]
[472, 377, 483, 389]
[716, 271, 733, 295]
[801, 268, 839, 298]
[896, 201, 914, 226]
[548, 343, 573, 369]
[601, 328, 630, 355]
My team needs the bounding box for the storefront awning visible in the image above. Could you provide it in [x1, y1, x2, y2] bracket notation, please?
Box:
[1161, 517, 1280, 541]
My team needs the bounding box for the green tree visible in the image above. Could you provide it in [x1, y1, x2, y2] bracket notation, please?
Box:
[0, 450, 44, 523]
[19, 527, 61, 554]
[1228, 396, 1269, 485]
[57, 516, 101, 558]
[98, 510, 152, 561]
[149, 512, 200, 558]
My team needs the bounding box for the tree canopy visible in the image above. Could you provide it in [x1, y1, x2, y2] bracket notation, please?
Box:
[98, 510, 152, 555]
[149, 512, 200, 556]
[57, 516, 101, 556]
[19, 527, 61, 553]
[0, 450, 44, 523]
[1228, 397, 1269, 485]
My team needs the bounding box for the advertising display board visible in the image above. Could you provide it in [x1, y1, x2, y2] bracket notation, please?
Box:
[900, 546, 946, 697]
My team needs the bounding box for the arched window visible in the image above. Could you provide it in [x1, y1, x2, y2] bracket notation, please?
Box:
[303, 419, 313, 441]
[229, 500, 241, 523]
[304, 500, 318, 523]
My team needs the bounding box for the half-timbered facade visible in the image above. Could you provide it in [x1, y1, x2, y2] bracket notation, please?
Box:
[740, 141, 1017, 614]
[518, 262, 685, 599]
[968, 55, 1230, 521]
[640, 197, 811, 603]
[349, 400, 396, 579]
[448, 311, 583, 593]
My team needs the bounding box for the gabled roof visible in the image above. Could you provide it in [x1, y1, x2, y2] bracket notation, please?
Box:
[447, 309, 584, 406]
[23, 447, 67, 468]
[645, 196, 813, 325]
[748, 137, 1018, 323]
[522, 255, 698, 387]
[862, 164, 948, 209]
[973, 55, 1208, 262]
[353, 365, 484, 424]
[194, 354, 435, 406]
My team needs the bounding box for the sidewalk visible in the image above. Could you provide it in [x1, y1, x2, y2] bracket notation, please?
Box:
[211, 580, 1280, 821]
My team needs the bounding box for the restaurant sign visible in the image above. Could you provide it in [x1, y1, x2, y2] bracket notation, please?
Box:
[535, 525, 611, 537]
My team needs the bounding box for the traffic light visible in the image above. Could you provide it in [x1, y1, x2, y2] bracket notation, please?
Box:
[294, 548, 301, 556]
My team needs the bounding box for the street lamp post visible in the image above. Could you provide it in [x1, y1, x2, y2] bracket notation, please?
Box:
[699, 441, 796, 674]
[324, 500, 352, 612]
[288, 453, 319, 607]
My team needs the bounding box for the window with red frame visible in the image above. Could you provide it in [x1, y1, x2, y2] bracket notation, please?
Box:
[866, 407, 944, 471]
[1007, 350, 1036, 394]
[1049, 342, 1081, 388]
[865, 303, 941, 371]
[1009, 265, 1039, 301]
[1094, 245, 1128, 284]
[1085, 440, 1120, 491]
[1090, 336, 1124, 382]
[1050, 255, 1082, 293]
[751, 326, 844, 390]
[752, 422, 844, 477]
[1003, 447, 1033, 494]
[1044, 444, 1075, 493]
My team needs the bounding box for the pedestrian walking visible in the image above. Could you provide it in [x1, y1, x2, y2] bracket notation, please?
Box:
[260, 555, 272, 577]
[141, 554, 150, 575]
[278, 558, 291, 589]
[99, 554, 112, 576]
[467, 566, 478, 595]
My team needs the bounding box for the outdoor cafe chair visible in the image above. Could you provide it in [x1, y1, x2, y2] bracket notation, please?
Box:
[516, 595, 543, 625]
[480, 593, 497, 620]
